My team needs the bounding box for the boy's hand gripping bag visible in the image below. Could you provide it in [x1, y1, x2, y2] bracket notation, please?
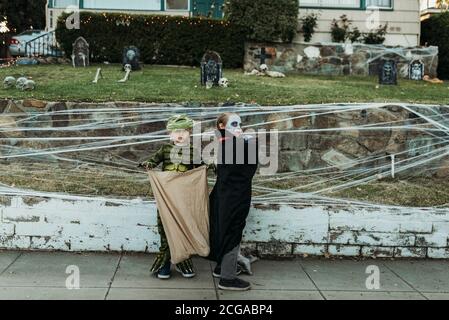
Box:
[148, 166, 210, 264]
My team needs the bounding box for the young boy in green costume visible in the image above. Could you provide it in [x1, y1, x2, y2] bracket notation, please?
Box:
[140, 114, 203, 279]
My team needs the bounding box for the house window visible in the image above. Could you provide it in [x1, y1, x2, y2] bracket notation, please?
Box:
[83, 0, 161, 10]
[366, 0, 392, 8]
[299, 0, 361, 8]
[165, 0, 190, 10]
[53, 0, 79, 8]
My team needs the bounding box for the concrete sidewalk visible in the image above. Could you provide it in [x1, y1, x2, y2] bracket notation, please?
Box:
[0, 251, 448, 300]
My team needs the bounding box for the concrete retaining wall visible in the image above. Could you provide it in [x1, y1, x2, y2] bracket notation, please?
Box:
[1, 196, 448, 259]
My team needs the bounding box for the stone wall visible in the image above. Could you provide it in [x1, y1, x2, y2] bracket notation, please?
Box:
[1, 99, 448, 178]
[1, 196, 449, 259]
[244, 42, 439, 78]
[1, 99, 449, 258]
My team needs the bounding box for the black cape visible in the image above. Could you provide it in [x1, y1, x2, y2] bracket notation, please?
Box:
[208, 130, 258, 264]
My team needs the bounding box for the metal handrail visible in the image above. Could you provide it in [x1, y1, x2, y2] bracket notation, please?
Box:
[24, 30, 63, 57]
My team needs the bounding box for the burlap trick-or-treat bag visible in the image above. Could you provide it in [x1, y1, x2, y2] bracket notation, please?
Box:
[148, 166, 210, 264]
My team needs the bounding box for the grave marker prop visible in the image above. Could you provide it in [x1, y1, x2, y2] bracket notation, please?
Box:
[379, 59, 397, 85]
[71, 37, 89, 67]
[200, 51, 223, 87]
[122, 46, 141, 71]
[409, 60, 424, 81]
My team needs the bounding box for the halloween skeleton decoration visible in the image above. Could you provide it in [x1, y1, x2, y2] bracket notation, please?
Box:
[259, 64, 269, 72]
[218, 78, 229, 88]
[72, 53, 88, 68]
[92, 68, 103, 84]
[265, 70, 286, 78]
[3, 76, 16, 89]
[22, 80, 36, 91]
[201, 51, 223, 87]
[118, 64, 132, 83]
[244, 64, 286, 78]
[15, 77, 28, 90]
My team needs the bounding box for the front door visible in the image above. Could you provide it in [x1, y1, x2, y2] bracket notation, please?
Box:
[192, 0, 224, 19]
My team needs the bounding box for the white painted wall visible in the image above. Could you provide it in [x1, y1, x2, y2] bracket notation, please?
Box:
[1, 197, 449, 259]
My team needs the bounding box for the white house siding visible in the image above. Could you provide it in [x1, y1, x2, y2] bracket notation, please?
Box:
[297, 0, 421, 46]
[46, 1, 421, 46]
[46, 1, 191, 31]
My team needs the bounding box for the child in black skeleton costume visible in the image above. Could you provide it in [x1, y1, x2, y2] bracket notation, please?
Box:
[208, 112, 258, 291]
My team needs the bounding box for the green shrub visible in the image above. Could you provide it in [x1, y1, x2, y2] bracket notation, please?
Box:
[330, 15, 387, 44]
[55, 12, 246, 68]
[225, 0, 299, 42]
[421, 12, 449, 79]
[330, 15, 351, 43]
[349, 27, 362, 43]
[300, 13, 319, 43]
[362, 24, 388, 45]
[0, 0, 46, 33]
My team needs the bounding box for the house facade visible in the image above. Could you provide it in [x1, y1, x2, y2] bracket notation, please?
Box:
[46, 0, 421, 46]
[45, 0, 224, 30]
[420, 0, 448, 20]
[297, 0, 421, 46]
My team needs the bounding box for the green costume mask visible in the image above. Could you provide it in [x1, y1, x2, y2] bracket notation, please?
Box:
[166, 114, 194, 131]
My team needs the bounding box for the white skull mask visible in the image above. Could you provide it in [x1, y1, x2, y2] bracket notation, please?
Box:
[226, 114, 243, 137]
[124, 64, 132, 72]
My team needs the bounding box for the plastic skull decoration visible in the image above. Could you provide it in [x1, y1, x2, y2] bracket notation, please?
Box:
[259, 64, 268, 72]
[3, 76, 16, 89]
[22, 80, 36, 91]
[15, 77, 28, 90]
[218, 78, 229, 88]
[124, 64, 132, 72]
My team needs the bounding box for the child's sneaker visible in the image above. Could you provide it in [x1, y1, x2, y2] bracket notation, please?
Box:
[175, 263, 196, 278]
[157, 261, 171, 279]
[213, 265, 243, 278]
[218, 278, 251, 291]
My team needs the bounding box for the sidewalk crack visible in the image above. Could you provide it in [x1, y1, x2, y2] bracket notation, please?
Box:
[382, 262, 429, 300]
[210, 261, 220, 300]
[298, 259, 327, 300]
[104, 252, 123, 300]
[0, 251, 23, 277]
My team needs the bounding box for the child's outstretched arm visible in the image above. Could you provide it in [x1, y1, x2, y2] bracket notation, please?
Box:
[139, 146, 165, 170]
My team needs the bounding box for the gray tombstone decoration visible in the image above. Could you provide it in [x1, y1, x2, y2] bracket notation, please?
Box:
[409, 60, 424, 81]
[201, 51, 223, 87]
[122, 46, 141, 71]
[71, 37, 90, 67]
[379, 59, 397, 85]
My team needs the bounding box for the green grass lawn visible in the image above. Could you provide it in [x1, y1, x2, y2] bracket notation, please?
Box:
[1, 162, 448, 207]
[0, 64, 448, 105]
